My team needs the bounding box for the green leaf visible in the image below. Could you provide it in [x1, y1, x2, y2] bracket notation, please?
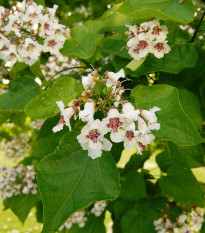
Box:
[100, 37, 130, 59]
[159, 164, 204, 206]
[101, 3, 137, 32]
[120, 171, 147, 201]
[118, 0, 195, 24]
[121, 200, 161, 233]
[124, 151, 150, 173]
[25, 76, 82, 119]
[61, 34, 103, 60]
[30, 116, 67, 158]
[111, 142, 124, 163]
[131, 84, 204, 146]
[168, 142, 205, 169]
[126, 57, 146, 71]
[0, 77, 40, 112]
[37, 131, 120, 233]
[127, 44, 198, 75]
[10, 62, 28, 73]
[30, 60, 45, 79]
[71, 20, 106, 40]
[69, 214, 106, 233]
[156, 150, 173, 172]
[3, 194, 40, 223]
[177, 87, 202, 130]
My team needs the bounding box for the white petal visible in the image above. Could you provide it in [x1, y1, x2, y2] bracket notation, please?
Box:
[110, 130, 124, 143]
[88, 149, 102, 159]
[52, 123, 64, 133]
[138, 117, 149, 134]
[101, 138, 112, 151]
[56, 101, 65, 112]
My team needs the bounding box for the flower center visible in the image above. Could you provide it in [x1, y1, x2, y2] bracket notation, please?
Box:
[44, 23, 50, 30]
[27, 44, 35, 52]
[86, 129, 100, 143]
[152, 26, 162, 35]
[48, 40, 57, 47]
[58, 115, 65, 125]
[138, 40, 149, 50]
[12, 22, 19, 29]
[106, 118, 123, 133]
[154, 43, 164, 52]
[138, 142, 145, 150]
[125, 131, 135, 141]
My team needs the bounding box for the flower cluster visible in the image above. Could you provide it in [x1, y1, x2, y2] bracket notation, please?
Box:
[53, 69, 160, 159]
[40, 54, 80, 81]
[126, 19, 171, 60]
[0, 133, 31, 161]
[0, 0, 69, 68]
[154, 207, 204, 233]
[0, 164, 37, 201]
[59, 210, 87, 230]
[29, 120, 44, 130]
[91, 201, 107, 216]
[59, 201, 106, 231]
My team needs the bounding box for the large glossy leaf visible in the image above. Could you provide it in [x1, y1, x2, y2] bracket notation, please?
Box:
[177, 87, 202, 130]
[3, 194, 40, 223]
[120, 171, 147, 201]
[71, 20, 106, 40]
[61, 34, 103, 60]
[100, 37, 130, 59]
[127, 44, 198, 74]
[25, 76, 82, 119]
[37, 131, 120, 233]
[131, 84, 204, 146]
[0, 77, 40, 111]
[118, 0, 195, 23]
[168, 142, 205, 169]
[121, 200, 161, 233]
[30, 116, 67, 158]
[159, 164, 204, 206]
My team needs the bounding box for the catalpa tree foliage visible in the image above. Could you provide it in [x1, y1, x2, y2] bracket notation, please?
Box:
[0, 0, 205, 233]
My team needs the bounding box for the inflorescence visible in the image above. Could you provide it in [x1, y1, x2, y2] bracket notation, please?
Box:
[53, 69, 161, 159]
[0, 0, 69, 67]
[126, 19, 171, 60]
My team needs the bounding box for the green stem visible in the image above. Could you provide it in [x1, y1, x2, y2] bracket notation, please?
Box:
[47, 66, 86, 83]
[191, 9, 205, 43]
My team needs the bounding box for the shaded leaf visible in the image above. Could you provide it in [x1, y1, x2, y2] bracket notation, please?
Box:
[37, 131, 120, 233]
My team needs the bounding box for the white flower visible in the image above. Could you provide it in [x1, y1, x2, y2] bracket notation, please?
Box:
[123, 123, 139, 149]
[122, 102, 140, 125]
[147, 20, 168, 41]
[137, 117, 149, 134]
[77, 120, 112, 159]
[82, 73, 96, 89]
[149, 41, 171, 59]
[52, 101, 74, 132]
[127, 34, 151, 60]
[106, 69, 125, 87]
[140, 107, 160, 123]
[102, 109, 124, 143]
[0, 35, 10, 50]
[79, 102, 95, 122]
[43, 37, 64, 56]
[91, 201, 107, 217]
